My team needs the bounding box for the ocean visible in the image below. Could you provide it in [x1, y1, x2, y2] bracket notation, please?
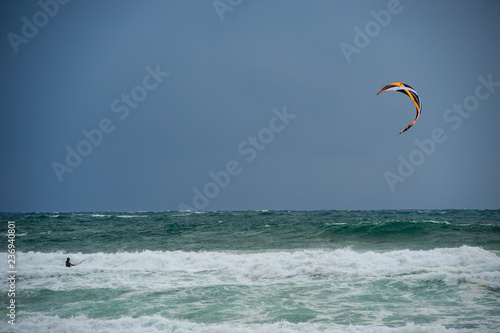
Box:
[1, 210, 500, 333]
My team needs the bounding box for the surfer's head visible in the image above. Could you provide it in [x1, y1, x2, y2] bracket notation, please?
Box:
[67, 258, 70, 261]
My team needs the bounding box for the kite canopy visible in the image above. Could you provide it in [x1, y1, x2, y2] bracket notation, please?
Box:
[377, 82, 421, 134]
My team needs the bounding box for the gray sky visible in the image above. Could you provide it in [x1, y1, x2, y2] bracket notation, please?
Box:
[1, 0, 499, 212]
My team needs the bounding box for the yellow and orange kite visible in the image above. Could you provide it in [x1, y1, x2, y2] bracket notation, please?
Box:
[377, 82, 421, 134]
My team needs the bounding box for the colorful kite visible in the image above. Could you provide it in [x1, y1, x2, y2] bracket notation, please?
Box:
[377, 82, 421, 134]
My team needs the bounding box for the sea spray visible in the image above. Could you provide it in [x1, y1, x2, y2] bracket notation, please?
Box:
[1, 210, 499, 332]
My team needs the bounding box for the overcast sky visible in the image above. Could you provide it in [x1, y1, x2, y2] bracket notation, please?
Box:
[1, 0, 499, 212]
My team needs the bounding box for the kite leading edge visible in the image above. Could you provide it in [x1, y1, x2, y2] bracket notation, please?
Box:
[377, 82, 421, 134]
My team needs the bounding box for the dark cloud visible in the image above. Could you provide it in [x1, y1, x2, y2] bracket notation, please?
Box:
[1, 0, 499, 211]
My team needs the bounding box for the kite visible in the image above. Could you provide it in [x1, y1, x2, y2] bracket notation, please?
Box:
[377, 82, 421, 134]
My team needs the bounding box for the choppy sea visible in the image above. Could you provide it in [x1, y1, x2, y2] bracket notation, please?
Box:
[1, 210, 500, 332]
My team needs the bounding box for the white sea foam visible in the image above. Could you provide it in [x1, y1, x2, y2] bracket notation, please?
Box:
[1, 246, 499, 291]
[423, 219, 451, 225]
[0, 313, 491, 333]
[91, 214, 109, 217]
[1, 247, 499, 332]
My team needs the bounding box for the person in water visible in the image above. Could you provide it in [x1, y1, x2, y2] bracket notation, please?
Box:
[65, 258, 75, 267]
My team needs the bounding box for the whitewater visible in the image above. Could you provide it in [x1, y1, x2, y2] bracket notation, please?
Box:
[1, 210, 499, 332]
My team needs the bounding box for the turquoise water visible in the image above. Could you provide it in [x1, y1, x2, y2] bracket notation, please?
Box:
[1, 210, 500, 332]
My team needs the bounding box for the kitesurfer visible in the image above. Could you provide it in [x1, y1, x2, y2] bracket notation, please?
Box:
[65, 258, 75, 267]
